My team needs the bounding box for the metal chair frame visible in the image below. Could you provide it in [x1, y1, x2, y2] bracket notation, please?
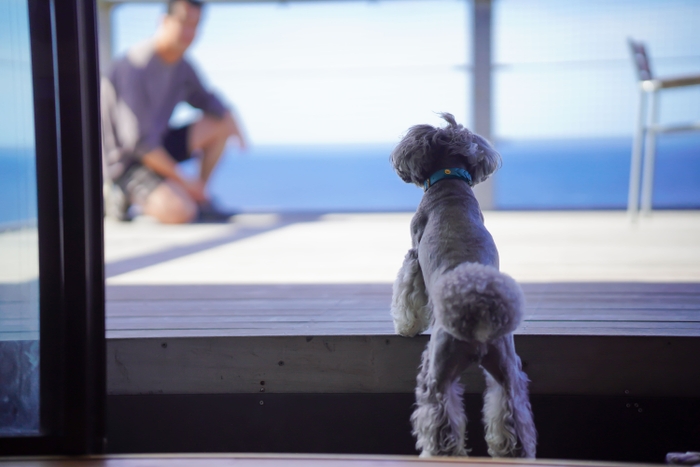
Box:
[627, 38, 700, 217]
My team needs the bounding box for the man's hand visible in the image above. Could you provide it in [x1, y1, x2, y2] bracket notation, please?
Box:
[182, 178, 207, 203]
[223, 111, 247, 150]
[142, 146, 207, 202]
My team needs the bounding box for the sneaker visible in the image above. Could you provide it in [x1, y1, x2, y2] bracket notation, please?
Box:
[666, 452, 700, 465]
[196, 200, 237, 223]
[103, 180, 132, 222]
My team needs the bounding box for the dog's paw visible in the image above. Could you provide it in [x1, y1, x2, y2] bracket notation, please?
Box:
[391, 307, 429, 337]
[393, 320, 421, 337]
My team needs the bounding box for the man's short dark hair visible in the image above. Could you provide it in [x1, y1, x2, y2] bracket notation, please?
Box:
[167, 0, 203, 15]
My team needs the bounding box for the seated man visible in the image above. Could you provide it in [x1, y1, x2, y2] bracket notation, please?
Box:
[101, 0, 246, 223]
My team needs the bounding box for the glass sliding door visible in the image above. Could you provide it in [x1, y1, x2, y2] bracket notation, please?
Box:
[0, 0, 105, 454]
[0, 0, 41, 436]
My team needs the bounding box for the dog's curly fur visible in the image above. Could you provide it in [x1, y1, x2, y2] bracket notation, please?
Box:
[390, 113, 536, 458]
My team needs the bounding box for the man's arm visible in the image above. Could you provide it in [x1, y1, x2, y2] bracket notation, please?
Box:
[183, 62, 248, 149]
[222, 110, 247, 150]
[183, 62, 228, 118]
[141, 147, 206, 202]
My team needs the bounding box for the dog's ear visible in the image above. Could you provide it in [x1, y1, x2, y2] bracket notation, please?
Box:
[390, 124, 437, 186]
[436, 113, 501, 185]
[391, 113, 502, 187]
[463, 132, 501, 184]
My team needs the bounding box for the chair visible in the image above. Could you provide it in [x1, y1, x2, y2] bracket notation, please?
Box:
[627, 38, 700, 216]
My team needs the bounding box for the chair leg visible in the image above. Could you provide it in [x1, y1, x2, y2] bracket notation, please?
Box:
[628, 87, 647, 218]
[640, 90, 659, 215]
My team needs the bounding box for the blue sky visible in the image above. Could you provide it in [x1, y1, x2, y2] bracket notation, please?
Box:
[492, 0, 700, 139]
[113, 0, 470, 145]
[112, 0, 700, 146]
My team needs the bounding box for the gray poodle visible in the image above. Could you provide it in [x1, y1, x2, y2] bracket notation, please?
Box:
[390, 113, 536, 458]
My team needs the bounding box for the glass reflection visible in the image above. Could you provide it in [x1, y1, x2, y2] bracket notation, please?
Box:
[0, 0, 40, 435]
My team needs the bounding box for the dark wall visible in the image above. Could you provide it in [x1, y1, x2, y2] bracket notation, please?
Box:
[107, 393, 700, 463]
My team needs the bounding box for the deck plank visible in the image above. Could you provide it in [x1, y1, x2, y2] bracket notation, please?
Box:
[104, 281, 700, 338]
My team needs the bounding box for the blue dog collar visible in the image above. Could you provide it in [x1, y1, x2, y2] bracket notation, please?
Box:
[423, 168, 473, 192]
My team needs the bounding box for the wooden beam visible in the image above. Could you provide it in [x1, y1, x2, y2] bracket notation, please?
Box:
[471, 0, 494, 209]
[97, 0, 114, 73]
[107, 334, 700, 397]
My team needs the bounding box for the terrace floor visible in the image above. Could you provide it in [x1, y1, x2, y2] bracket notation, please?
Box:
[104, 210, 700, 339]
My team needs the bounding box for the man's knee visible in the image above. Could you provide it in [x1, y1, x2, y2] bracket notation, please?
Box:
[145, 183, 198, 224]
[219, 116, 238, 139]
[162, 196, 197, 224]
[189, 116, 230, 150]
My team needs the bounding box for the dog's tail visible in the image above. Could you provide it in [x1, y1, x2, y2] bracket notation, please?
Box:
[433, 263, 524, 343]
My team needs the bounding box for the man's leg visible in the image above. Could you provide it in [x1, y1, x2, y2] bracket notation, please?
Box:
[143, 180, 197, 224]
[188, 113, 242, 184]
[118, 163, 197, 224]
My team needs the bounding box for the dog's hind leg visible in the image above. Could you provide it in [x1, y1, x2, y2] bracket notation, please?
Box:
[480, 334, 537, 458]
[391, 248, 431, 337]
[411, 328, 484, 457]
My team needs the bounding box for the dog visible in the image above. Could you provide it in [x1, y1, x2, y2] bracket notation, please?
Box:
[390, 113, 536, 458]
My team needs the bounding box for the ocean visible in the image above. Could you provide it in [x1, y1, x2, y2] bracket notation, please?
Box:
[2, 134, 699, 225]
[0, 147, 36, 226]
[197, 134, 700, 213]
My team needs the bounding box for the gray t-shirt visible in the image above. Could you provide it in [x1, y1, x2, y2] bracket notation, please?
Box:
[101, 40, 227, 180]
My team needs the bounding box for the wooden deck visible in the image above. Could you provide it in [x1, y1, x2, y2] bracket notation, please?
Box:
[105, 282, 700, 338]
[93, 211, 700, 399]
[101, 211, 700, 339]
[105, 211, 700, 286]
[3, 211, 699, 340]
